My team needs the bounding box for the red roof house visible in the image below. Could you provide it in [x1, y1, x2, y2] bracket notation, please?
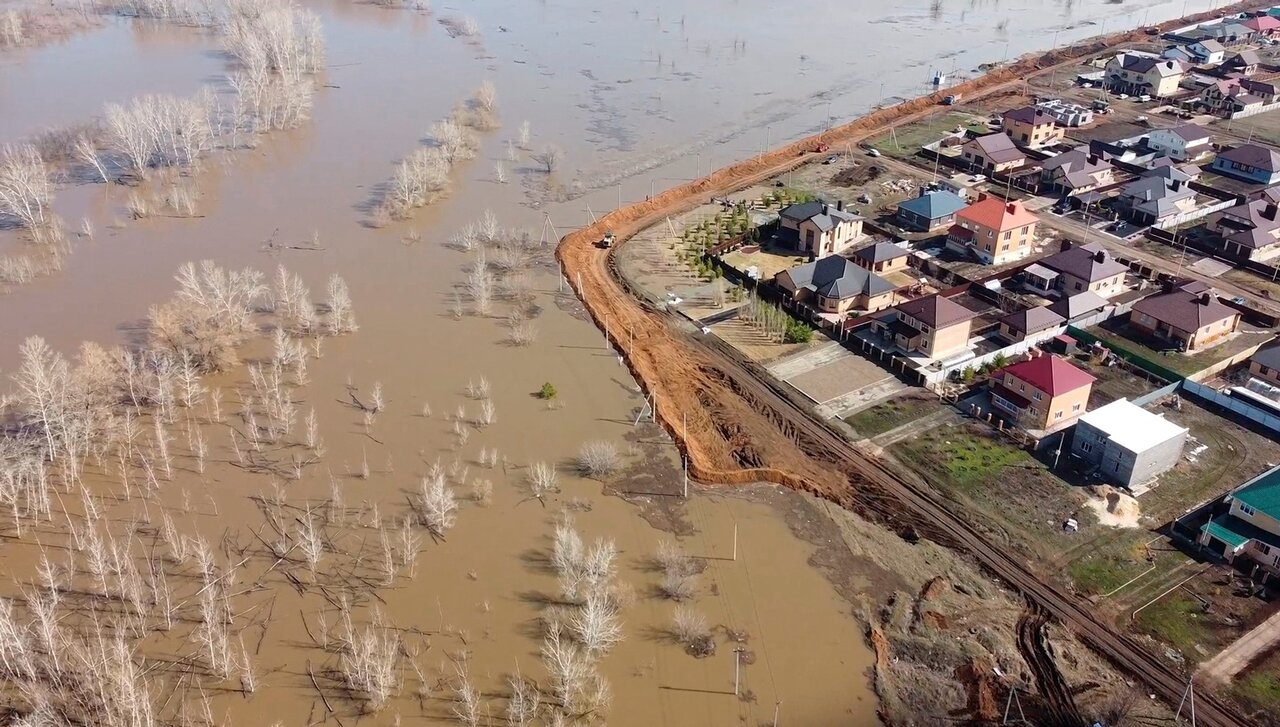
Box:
[990, 353, 1096, 430]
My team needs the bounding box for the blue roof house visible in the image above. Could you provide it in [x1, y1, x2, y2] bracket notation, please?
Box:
[895, 189, 969, 232]
[1199, 464, 1280, 577]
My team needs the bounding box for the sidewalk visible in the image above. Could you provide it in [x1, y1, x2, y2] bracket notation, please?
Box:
[1199, 608, 1280, 683]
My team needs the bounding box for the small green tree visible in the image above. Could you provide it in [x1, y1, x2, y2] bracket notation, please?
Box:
[991, 353, 1009, 370]
[538, 382, 557, 400]
[961, 366, 976, 384]
[784, 321, 813, 344]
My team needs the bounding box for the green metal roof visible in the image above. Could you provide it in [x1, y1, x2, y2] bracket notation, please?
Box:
[1201, 514, 1280, 551]
[1234, 466, 1280, 516]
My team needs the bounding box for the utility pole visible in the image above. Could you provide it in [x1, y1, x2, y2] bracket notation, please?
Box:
[732, 523, 739, 561]
[733, 645, 746, 696]
[772, 701, 781, 727]
[683, 412, 689, 498]
[1175, 677, 1197, 726]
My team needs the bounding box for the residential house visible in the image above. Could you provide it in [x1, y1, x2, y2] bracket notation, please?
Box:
[1200, 77, 1279, 116]
[852, 242, 911, 275]
[895, 189, 969, 232]
[1048, 290, 1109, 321]
[1209, 197, 1280, 260]
[1177, 20, 1254, 46]
[1040, 149, 1116, 194]
[1035, 99, 1094, 127]
[1072, 398, 1189, 488]
[1190, 38, 1228, 64]
[775, 256, 897, 315]
[998, 306, 1067, 343]
[946, 194, 1040, 265]
[1115, 168, 1198, 225]
[1002, 106, 1065, 149]
[1198, 464, 1280, 577]
[1225, 49, 1263, 76]
[1247, 340, 1280, 386]
[1211, 144, 1280, 185]
[1129, 281, 1241, 351]
[1038, 241, 1130, 298]
[1146, 124, 1213, 160]
[1105, 53, 1186, 97]
[870, 294, 979, 360]
[1245, 14, 1280, 36]
[1162, 46, 1195, 64]
[990, 353, 1095, 430]
[961, 133, 1027, 174]
[776, 200, 864, 258]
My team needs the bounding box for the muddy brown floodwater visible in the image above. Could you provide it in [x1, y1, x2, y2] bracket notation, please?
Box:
[0, 0, 1232, 724]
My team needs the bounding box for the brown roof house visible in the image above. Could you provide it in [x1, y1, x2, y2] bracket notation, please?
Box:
[990, 353, 1096, 431]
[1210, 197, 1280, 261]
[1211, 144, 1280, 185]
[1247, 339, 1280, 386]
[1002, 106, 1065, 149]
[1040, 149, 1116, 194]
[961, 133, 1027, 174]
[870, 294, 979, 361]
[775, 256, 897, 316]
[1038, 241, 1129, 299]
[998, 306, 1067, 343]
[852, 241, 911, 275]
[1130, 281, 1241, 352]
[1200, 78, 1279, 116]
[1114, 167, 1198, 226]
[776, 200, 864, 258]
[1224, 49, 1262, 76]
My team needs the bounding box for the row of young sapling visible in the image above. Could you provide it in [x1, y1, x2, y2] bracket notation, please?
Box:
[0, 0, 326, 287]
[741, 293, 814, 344]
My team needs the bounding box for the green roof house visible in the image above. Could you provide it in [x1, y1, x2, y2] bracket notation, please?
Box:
[1198, 465, 1280, 575]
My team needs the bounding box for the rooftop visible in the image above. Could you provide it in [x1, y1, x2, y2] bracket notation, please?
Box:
[1233, 464, 1280, 515]
[1048, 290, 1109, 319]
[1132, 287, 1239, 331]
[1251, 339, 1280, 371]
[1217, 144, 1280, 173]
[967, 132, 1026, 164]
[955, 194, 1039, 233]
[896, 294, 980, 329]
[778, 256, 896, 300]
[1000, 305, 1066, 335]
[1077, 398, 1189, 453]
[998, 354, 1096, 396]
[1201, 514, 1280, 551]
[853, 241, 911, 264]
[897, 189, 968, 220]
[1039, 242, 1129, 283]
[1003, 106, 1056, 126]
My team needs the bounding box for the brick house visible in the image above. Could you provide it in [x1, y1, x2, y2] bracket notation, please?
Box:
[1129, 282, 1241, 352]
[1001, 106, 1065, 149]
[1037, 241, 1129, 298]
[946, 194, 1039, 265]
[777, 200, 864, 258]
[775, 256, 897, 315]
[961, 133, 1027, 174]
[1199, 464, 1280, 578]
[990, 353, 1095, 430]
[870, 294, 978, 360]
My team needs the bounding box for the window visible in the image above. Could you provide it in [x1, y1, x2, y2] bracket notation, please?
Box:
[1072, 403, 1082, 412]
[1260, 542, 1273, 556]
[1004, 231, 1012, 240]
[1001, 243, 1010, 251]
[1274, 554, 1280, 567]
[1033, 391, 1043, 401]
[1081, 441, 1094, 453]
[1075, 282, 1084, 291]
[1261, 365, 1271, 376]
[1242, 503, 1258, 517]
[1055, 411, 1064, 419]
[921, 338, 930, 348]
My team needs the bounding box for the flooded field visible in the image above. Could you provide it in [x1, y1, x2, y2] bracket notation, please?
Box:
[0, 0, 1234, 723]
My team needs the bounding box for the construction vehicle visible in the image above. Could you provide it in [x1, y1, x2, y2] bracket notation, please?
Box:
[598, 232, 615, 249]
[943, 93, 962, 105]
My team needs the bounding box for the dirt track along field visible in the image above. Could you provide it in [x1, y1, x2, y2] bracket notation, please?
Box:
[556, 4, 1271, 724]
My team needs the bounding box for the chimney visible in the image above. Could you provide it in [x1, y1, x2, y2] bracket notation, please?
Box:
[1094, 250, 1108, 263]
[1060, 239, 1074, 252]
[837, 200, 845, 211]
[1087, 153, 1100, 165]
[1171, 179, 1182, 191]
[1006, 202, 1018, 215]
[1265, 203, 1278, 221]
[822, 204, 829, 215]
[977, 192, 990, 203]
[1199, 292, 1213, 305]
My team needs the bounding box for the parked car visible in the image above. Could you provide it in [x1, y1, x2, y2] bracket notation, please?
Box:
[867, 148, 882, 157]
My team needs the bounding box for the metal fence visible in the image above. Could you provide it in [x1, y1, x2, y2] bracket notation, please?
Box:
[1182, 379, 1280, 436]
[1065, 325, 1184, 383]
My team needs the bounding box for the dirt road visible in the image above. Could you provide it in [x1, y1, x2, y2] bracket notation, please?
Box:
[555, 7, 1267, 725]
